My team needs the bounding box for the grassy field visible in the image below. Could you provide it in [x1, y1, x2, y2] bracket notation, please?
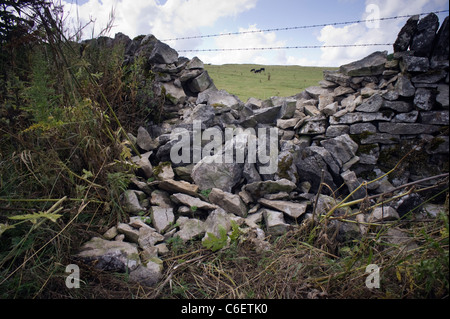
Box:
[205, 64, 338, 102]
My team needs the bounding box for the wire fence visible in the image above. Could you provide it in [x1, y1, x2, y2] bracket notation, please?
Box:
[163, 9, 448, 53]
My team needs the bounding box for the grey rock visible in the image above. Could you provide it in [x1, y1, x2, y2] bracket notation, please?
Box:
[411, 70, 447, 84]
[150, 190, 174, 208]
[151, 207, 175, 233]
[188, 71, 214, 93]
[136, 127, 157, 151]
[320, 134, 358, 168]
[356, 94, 383, 113]
[262, 209, 290, 236]
[129, 261, 163, 287]
[359, 133, 400, 145]
[186, 56, 204, 69]
[148, 41, 178, 64]
[393, 111, 419, 123]
[158, 179, 199, 197]
[369, 206, 400, 222]
[339, 51, 387, 76]
[330, 112, 394, 124]
[191, 159, 243, 192]
[378, 123, 441, 135]
[414, 88, 434, 111]
[243, 162, 262, 184]
[240, 106, 282, 127]
[298, 119, 327, 135]
[395, 74, 416, 97]
[209, 188, 248, 217]
[170, 193, 218, 210]
[358, 143, 380, 165]
[382, 100, 413, 113]
[420, 111, 449, 125]
[162, 82, 186, 105]
[174, 217, 206, 242]
[120, 190, 146, 214]
[76, 237, 140, 272]
[436, 84, 449, 108]
[305, 86, 333, 99]
[258, 198, 308, 219]
[326, 125, 350, 137]
[431, 16, 449, 65]
[131, 151, 153, 179]
[411, 13, 440, 57]
[197, 89, 242, 109]
[341, 170, 365, 200]
[400, 56, 429, 72]
[203, 207, 233, 240]
[323, 70, 352, 87]
[279, 99, 297, 119]
[349, 122, 377, 135]
[243, 179, 296, 198]
[394, 15, 419, 52]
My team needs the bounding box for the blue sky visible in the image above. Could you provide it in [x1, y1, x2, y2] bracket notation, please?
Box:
[64, 0, 449, 66]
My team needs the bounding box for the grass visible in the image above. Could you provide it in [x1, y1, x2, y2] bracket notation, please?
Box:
[205, 64, 337, 102]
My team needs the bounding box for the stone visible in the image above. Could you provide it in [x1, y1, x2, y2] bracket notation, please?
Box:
[339, 51, 387, 76]
[138, 226, 165, 247]
[258, 198, 308, 219]
[303, 104, 321, 116]
[420, 111, 449, 125]
[240, 106, 282, 127]
[399, 56, 429, 73]
[186, 56, 204, 69]
[243, 162, 262, 184]
[136, 127, 157, 151]
[360, 133, 399, 145]
[395, 74, 415, 97]
[392, 111, 419, 123]
[208, 188, 248, 217]
[378, 123, 441, 135]
[148, 41, 178, 64]
[170, 193, 218, 210]
[411, 70, 447, 84]
[294, 147, 337, 191]
[411, 13, 440, 57]
[323, 71, 351, 87]
[117, 223, 141, 243]
[320, 134, 358, 168]
[191, 158, 243, 192]
[103, 226, 118, 240]
[358, 143, 380, 165]
[349, 122, 377, 135]
[326, 125, 350, 137]
[382, 100, 413, 113]
[276, 118, 300, 129]
[305, 86, 333, 99]
[131, 151, 153, 179]
[197, 89, 241, 109]
[173, 164, 195, 182]
[174, 217, 206, 242]
[76, 237, 140, 272]
[162, 82, 186, 105]
[356, 94, 383, 113]
[129, 261, 163, 287]
[243, 179, 296, 198]
[188, 71, 214, 93]
[262, 209, 290, 236]
[279, 99, 297, 119]
[330, 112, 394, 124]
[158, 179, 199, 197]
[298, 119, 327, 135]
[184, 103, 215, 125]
[151, 207, 175, 233]
[120, 190, 146, 214]
[154, 163, 175, 181]
[341, 170, 365, 200]
[322, 102, 339, 116]
[394, 15, 419, 52]
[203, 207, 233, 240]
[150, 190, 174, 208]
[431, 16, 449, 65]
[308, 146, 340, 177]
[369, 206, 400, 222]
[333, 86, 354, 96]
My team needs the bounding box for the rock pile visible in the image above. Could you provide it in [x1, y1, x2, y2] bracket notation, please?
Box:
[76, 14, 449, 287]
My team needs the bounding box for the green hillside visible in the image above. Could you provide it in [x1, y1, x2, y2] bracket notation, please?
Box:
[205, 64, 338, 102]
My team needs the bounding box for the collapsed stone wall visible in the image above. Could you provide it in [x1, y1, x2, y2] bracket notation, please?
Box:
[75, 14, 449, 286]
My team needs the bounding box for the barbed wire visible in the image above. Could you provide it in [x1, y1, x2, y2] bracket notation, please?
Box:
[162, 10, 449, 42]
[177, 43, 393, 53]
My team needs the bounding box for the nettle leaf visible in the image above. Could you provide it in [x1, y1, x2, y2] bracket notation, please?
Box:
[202, 225, 228, 252]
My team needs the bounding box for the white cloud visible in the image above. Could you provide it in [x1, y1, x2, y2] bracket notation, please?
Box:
[61, 0, 257, 42]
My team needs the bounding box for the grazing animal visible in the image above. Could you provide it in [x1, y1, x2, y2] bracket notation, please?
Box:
[254, 69, 262, 73]
[250, 68, 256, 72]
[260, 68, 265, 72]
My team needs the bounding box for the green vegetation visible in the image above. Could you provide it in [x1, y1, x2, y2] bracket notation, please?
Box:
[205, 64, 337, 102]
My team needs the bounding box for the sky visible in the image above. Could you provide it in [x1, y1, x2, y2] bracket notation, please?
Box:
[61, 0, 449, 66]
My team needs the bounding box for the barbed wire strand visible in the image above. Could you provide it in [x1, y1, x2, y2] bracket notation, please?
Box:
[177, 43, 393, 53]
[162, 10, 449, 42]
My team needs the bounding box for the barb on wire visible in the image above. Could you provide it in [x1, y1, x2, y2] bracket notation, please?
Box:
[177, 43, 393, 53]
[161, 10, 449, 42]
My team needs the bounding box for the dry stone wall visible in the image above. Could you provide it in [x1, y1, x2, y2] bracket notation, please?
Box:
[75, 14, 449, 287]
